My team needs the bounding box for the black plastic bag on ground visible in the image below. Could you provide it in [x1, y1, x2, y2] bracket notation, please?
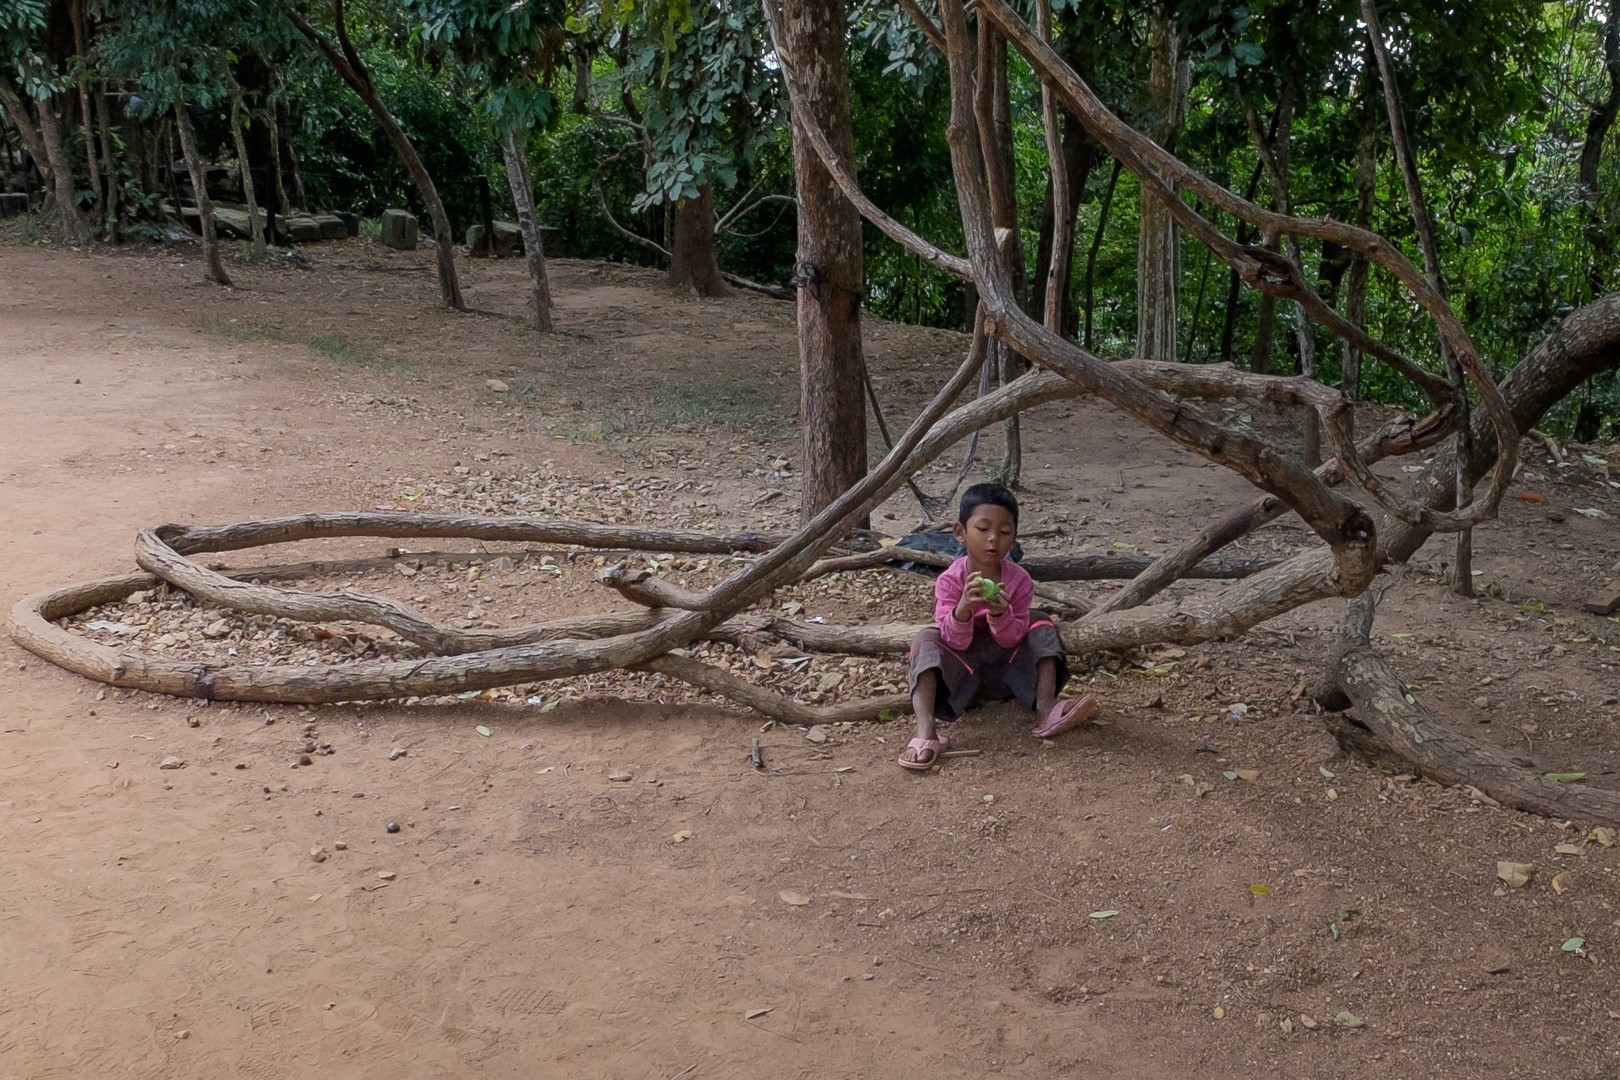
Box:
[892, 530, 1024, 576]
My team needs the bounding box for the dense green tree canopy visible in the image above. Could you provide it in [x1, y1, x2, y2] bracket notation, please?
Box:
[2, 0, 1616, 428]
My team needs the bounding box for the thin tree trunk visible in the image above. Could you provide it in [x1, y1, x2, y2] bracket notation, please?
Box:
[1082, 159, 1121, 350]
[667, 185, 730, 297]
[781, 0, 866, 522]
[1579, 0, 1620, 295]
[174, 103, 232, 286]
[94, 83, 117, 238]
[37, 93, 89, 245]
[1363, 0, 1470, 594]
[1036, 0, 1075, 337]
[976, 25, 1025, 484]
[283, 0, 464, 309]
[1183, 241, 1212, 362]
[267, 91, 289, 215]
[68, 0, 102, 232]
[502, 126, 554, 332]
[1135, 10, 1189, 359]
[1341, 79, 1378, 401]
[1243, 75, 1319, 463]
[226, 73, 266, 261]
[1250, 286, 1278, 374]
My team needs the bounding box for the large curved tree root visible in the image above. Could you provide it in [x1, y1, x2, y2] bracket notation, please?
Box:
[8, 489, 1325, 722]
[1316, 593, 1620, 828]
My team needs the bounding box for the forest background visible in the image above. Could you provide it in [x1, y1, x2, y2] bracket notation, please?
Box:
[3, 0, 1617, 439]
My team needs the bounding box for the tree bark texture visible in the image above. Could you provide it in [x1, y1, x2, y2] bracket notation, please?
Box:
[37, 92, 89, 245]
[781, 0, 867, 521]
[666, 184, 731, 297]
[174, 103, 232, 286]
[1133, 9, 1188, 360]
[502, 126, 555, 332]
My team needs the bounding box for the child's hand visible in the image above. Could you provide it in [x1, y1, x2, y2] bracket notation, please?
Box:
[983, 587, 1010, 616]
[955, 576, 987, 620]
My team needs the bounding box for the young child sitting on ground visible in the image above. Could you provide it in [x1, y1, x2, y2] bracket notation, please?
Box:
[899, 483, 1097, 770]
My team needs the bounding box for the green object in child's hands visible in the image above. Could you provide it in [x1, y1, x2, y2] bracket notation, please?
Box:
[975, 575, 1001, 601]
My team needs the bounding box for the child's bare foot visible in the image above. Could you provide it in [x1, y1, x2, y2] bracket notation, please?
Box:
[1032, 695, 1098, 739]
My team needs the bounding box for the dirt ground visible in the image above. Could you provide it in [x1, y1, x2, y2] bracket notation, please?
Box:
[2, 238, 1618, 1080]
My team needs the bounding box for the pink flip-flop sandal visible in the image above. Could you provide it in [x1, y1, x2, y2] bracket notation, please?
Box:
[898, 734, 950, 771]
[1033, 695, 1099, 739]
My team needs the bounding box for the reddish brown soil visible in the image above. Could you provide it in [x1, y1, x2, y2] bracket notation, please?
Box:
[2, 240, 1618, 1079]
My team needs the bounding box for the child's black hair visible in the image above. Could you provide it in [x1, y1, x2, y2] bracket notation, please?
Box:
[959, 482, 1019, 527]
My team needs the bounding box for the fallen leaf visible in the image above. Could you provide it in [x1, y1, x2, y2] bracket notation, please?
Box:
[307, 893, 322, 902]
[833, 766, 855, 773]
[1518, 491, 1547, 503]
[1334, 1011, 1364, 1028]
[805, 725, 830, 744]
[672, 830, 693, 844]
[1574, 507, 1610, 519]
[1326, 788, 1339, 801]
[831, 890, 876, 901]
[540, 698, 560, 713]
[1587, 827, 1617, 848]
[475, 725, 492, 737]
[1555, 842, 1585, 856]
[1088, 909, 1120, 919]
[744, 1007, 773, 1020]
[1195, 781, 1214, 797]
[1318, 766, 1336, 779]
[1545, 772, 1586, 783]
[1562, 936, 1586, 952]
[1249, 883, 1272, 897]
[1497, 861, 1536, 888]
[1235, 768, 1260, 783]
[1222, 770, 1239, 781]
[1299, 1014, 1319, 1030]
[1279, 1018, 1294, 1034]
[779, 890, 811, 906]
[1552, 871, 1573, 894]
[485, 378, 509, 392]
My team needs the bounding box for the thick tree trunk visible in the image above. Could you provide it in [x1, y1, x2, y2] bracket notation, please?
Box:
[667, 185, 731, 297]
[226, 75, 266, 261]
[782, 0, 866, 522]
[502, 126, 554, 332]
[1134, 9, 1187, 360]
[37, 93, 89, 245]
[174, 104, 232, 287]
[283, 1, 463, 309]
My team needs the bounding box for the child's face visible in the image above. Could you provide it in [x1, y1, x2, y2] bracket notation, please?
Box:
[954, 504, 1017, 563]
